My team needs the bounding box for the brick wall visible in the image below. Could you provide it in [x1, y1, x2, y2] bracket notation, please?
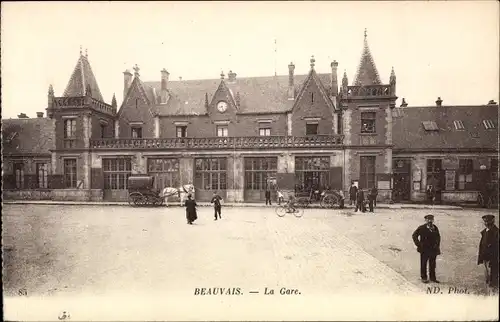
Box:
[55, 114, 85, 149]
[291, 77, 334, 136]
[159, 114, 287, 138]
[117, 81, 155, 138]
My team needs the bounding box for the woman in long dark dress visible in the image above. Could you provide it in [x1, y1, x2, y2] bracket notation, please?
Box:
[184, 194, 198, 225]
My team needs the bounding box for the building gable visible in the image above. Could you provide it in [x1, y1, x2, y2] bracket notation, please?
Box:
[292, 69, 334, 115]
[209, 80, 238, 117]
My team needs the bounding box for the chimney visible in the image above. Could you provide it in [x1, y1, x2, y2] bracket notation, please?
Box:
[288, 62, 295, 100]
[400, 98, 408, 107]
[17, 113, 28, 119]
[160, 68, 169, 104]
[123, 69, 133, 101]
[179, 76, 183, 81]
[330, 60, 338, 96]
[228, 70, 237, 83]
[435, 97, 443, 107]
[36, 112, 44, 118]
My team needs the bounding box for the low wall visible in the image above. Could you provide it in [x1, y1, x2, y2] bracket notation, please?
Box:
[442, 191, 478, 203]
[3, 189, 103, 201]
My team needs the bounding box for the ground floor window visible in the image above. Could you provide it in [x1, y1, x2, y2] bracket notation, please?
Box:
[14, 162, 24, 189]
[195, 157, 227, 190]
[37, 163, 49, 189]
[426, 158, 442, 190]
[103, 158, 132, 189]
[491, 158, 498, 183]
[244, 157, 277, 190]
[148, 158, 180, 189]
[64, 159, 77, 188]
[295, 156, 330, 192]
[359, 156, 376, 189]
[457, 159, 473, 190]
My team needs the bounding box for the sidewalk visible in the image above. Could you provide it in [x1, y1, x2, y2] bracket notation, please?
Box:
[2, 199, 463, 210]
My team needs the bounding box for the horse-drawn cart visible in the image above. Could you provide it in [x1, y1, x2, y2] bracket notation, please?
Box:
[127, 175, 164, 206]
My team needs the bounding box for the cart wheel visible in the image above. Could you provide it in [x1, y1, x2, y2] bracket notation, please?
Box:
[134, 194, 146, 206]
[293, 207, 304, 218]
[275, 206, 286, 217]
[154, 197, 164, 206]
[321, 195, 338, 208]
[129, 192, 143, 206]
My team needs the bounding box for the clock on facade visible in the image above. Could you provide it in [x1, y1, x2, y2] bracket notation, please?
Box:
[217, 101, 228, 113]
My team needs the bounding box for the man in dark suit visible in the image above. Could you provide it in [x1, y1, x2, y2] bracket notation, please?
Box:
[412, 214, 441, 283]
[478, 214, 499, 293]
[355, 189, 365, 212]
[211, 191, 223, 220]
[349, 182, 358, 206]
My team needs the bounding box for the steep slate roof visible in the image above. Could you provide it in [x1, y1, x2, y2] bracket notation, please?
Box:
[63, 52, 104, 101]
[2, 118, 56, 155]
[392, 105, 499, 151]
[353, 30, 382, 86]
[144, 73, 332, 116]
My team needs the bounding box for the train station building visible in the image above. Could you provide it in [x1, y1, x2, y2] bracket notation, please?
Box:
[3, 32, 498, 203]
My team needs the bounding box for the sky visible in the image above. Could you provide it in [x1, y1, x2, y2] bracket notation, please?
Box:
[1, 1, 499, 119]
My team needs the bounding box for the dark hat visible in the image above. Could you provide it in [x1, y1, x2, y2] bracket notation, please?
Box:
[482, 215, 495, 222]
[424, 214, 434, 220]
[187, 193, 192, 199]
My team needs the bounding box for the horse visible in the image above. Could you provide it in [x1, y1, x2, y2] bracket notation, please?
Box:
[161, 183, 195, 206]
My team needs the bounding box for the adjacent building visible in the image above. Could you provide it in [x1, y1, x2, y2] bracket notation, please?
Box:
[2, 32, 498, 203]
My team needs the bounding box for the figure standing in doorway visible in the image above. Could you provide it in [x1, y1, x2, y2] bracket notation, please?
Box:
[349, 182, 358, 206]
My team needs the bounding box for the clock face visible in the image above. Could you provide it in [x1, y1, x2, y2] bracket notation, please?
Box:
[217, 101, 228, 113]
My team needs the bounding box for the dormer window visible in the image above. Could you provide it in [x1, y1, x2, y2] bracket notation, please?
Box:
[483, 120, 496, 129]
[453, 120, 465, 130]
[422, 121, 439, 131]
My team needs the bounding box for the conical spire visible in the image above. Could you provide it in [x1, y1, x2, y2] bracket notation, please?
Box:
[353, 29, 382, 86]
[63, 50, 104, 101]
[111, 93, 117, 108]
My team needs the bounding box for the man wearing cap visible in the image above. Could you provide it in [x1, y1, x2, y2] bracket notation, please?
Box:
[477, 214, 499, 293]
[412, 214, 441, 283]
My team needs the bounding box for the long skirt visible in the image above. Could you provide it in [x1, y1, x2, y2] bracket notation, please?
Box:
[186, 209, 198, 223]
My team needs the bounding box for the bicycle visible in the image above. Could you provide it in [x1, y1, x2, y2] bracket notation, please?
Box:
[275, 203, 304, 218]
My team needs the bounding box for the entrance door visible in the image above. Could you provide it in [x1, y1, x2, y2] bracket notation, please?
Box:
[393, 159, 411, 201]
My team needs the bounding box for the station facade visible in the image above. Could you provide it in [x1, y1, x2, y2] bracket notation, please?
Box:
[3, 33, 498, 203]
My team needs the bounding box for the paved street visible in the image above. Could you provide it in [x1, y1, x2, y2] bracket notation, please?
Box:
[3, 204, 498, 320]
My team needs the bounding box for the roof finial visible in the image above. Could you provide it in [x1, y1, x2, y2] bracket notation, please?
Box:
[85, 48, 88, 58]
[80, 45, 83, 56]
[111, 93, 117, 108]
[220, 70, 225, 80]
[310, 55, 316, 69]
[133, 64, 140, 77]
[48, 84, 54, 96]
[364, 28, 367, 39]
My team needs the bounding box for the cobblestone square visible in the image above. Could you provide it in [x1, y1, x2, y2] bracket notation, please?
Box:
[3, 204, 498, 320]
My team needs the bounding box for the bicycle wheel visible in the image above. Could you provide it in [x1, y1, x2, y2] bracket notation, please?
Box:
[296, 197, 309, 208]
[293, 207, 304, 218]
[276, 206, 287, 217]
